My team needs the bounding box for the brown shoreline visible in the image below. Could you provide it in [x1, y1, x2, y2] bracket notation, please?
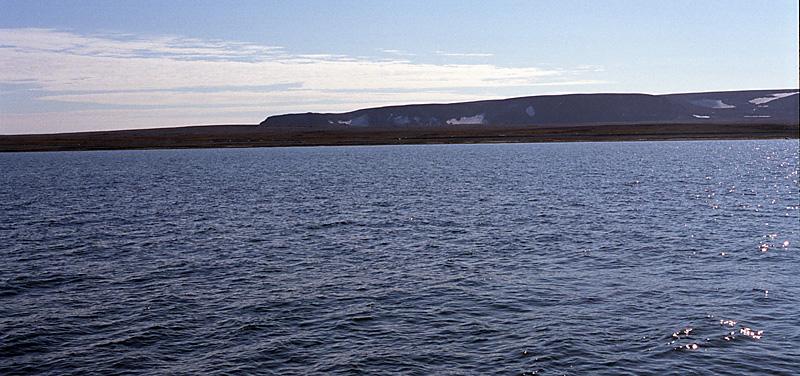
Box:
[1, 123, 798, 152]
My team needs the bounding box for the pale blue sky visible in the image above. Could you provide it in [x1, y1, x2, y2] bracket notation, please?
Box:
[1, 0, 798, 134]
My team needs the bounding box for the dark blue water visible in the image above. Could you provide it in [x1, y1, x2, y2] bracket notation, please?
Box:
[1, 140, 798, 375]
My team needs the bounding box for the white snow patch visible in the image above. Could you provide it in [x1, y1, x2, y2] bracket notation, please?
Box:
[336, 115, 369, 126]
[691, 99, 736, 109]
[446, 113, 485, 125]
[744, 115, 772, 118]
[692, 114, 711, 119]
[525, 105, 536, 117]
[748, 92, 799, 105]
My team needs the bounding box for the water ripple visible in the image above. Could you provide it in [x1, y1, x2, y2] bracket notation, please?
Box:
[1, 140, 798, 375]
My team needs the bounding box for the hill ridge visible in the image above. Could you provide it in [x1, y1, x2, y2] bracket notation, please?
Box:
[260, 89, 799, 128]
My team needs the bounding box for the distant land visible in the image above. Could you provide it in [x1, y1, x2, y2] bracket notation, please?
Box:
[262, 89, 800, 127]
[2, 89, 798, 152]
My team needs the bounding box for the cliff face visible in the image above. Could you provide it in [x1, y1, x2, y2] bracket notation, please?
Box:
[260, 89, 799, 128]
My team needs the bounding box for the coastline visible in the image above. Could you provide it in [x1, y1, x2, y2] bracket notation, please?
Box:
[1, 122, 797, 153]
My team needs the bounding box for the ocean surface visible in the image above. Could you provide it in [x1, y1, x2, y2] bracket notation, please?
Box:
[1, 140, 798, 375]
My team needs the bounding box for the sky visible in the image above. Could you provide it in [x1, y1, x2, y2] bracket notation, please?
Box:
[1, 0, 798, 134]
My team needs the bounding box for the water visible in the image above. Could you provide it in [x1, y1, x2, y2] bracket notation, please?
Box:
[1, 140, 798, 375]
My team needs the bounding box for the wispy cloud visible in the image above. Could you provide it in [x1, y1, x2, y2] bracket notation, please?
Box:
[379, 48, 416, 57]
[0, 28, 284, 61]
[0, 28, 605, 133]
[434, 50, 494, 57]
